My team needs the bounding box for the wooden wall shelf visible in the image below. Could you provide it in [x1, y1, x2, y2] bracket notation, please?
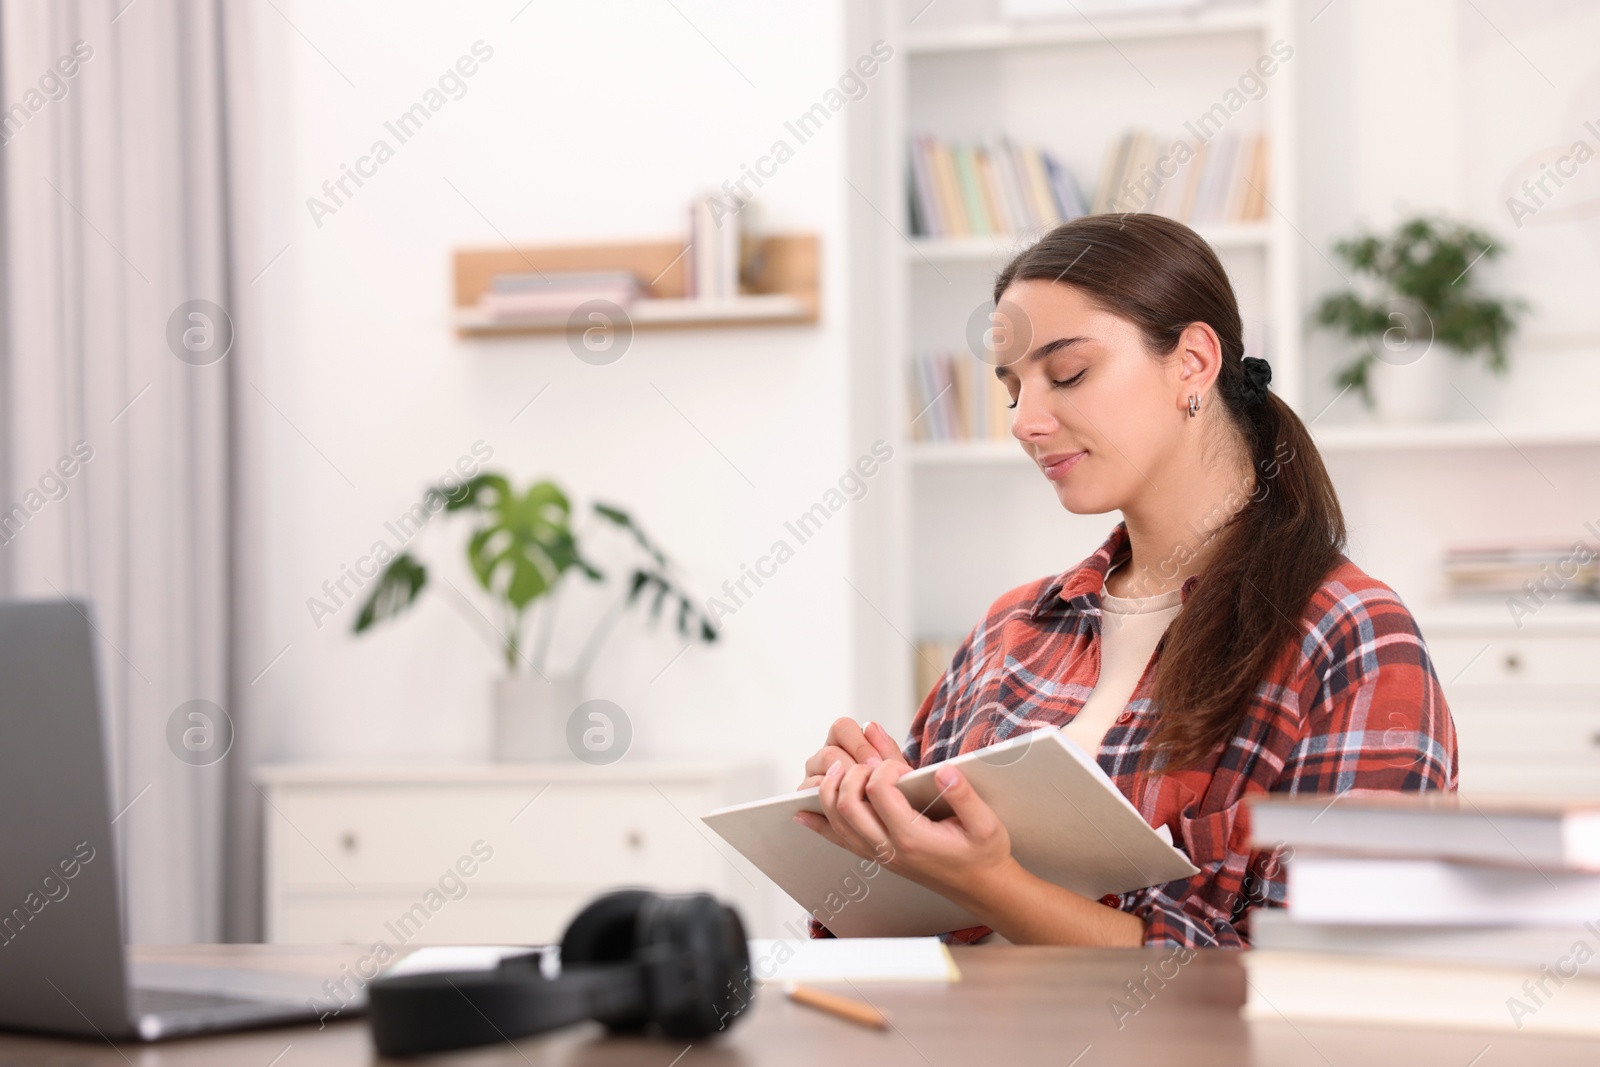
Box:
[453, 234, 820, 337]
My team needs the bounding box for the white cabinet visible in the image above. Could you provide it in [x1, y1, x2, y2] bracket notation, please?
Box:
[257, 764, 768, 945]
[1422, 608, 1600, 797]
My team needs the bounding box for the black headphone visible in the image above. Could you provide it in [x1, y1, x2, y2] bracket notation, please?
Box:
[368, 890, 754, 1057]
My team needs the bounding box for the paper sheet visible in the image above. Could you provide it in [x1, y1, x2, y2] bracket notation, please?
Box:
[746, 937, 960, 983]
[382, 946, 546, 978]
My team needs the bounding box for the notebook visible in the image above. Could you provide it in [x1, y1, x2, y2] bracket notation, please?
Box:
[701, 727, 1198, 937]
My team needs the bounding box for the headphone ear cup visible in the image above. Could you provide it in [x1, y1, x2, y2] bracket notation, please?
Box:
[559, 889, 657, 1034]
[560, 889, 654, 965]
[638, 893, 754, 1039]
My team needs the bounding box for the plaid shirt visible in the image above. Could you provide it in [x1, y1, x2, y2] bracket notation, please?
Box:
[813, 522, 1457, 948]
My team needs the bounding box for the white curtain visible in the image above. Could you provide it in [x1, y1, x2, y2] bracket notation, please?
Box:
[0, 0, 254, 942]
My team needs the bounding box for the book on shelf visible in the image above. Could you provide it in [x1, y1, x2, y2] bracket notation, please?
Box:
[471, 270, 647, 322]
[687, 192, 743, 301]
[1244, 793, 1600, 1035]
[1441, 541, 1600, 601]
[907, 135, 1087, 239]
[1092, 127, 1270, 226]
[906, 353, 1014, 444]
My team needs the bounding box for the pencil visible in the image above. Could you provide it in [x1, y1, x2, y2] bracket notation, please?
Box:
[783, 982, 890, 1030]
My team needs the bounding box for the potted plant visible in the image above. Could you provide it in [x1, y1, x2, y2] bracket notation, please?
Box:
[352, 473, 717, 761]
[1314, 216, 1526, 422]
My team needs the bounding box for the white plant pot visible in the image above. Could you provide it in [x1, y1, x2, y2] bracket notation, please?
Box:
[1368, 347, 1449, 423]
[1444, 354, 1509, 424]
[491, 675, 581, 762]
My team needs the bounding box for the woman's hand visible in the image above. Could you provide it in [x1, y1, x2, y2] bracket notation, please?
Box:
[795, 759, 1016, 905]
[796, 718, 908, 789]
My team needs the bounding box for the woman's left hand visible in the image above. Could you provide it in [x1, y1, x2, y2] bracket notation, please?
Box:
[794, 758, 1014, 902]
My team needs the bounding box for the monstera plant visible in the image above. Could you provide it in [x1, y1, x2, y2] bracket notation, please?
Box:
[353, 473, 716, 675]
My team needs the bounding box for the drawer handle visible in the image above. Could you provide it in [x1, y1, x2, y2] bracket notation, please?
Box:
[1503, 653, 1523, 673]
[626, 831, 644, 851]
[340, 832, 358, 853]
[1591, 732, 1600, 749]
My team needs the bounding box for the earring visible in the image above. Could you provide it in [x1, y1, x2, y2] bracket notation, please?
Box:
[1187, 394, 1200, 418]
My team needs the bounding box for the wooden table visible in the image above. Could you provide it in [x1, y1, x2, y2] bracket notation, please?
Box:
[0, 944, 1594, 1065]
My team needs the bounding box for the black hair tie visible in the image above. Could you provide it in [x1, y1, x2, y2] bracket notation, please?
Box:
[1240, 357, 1272, 406]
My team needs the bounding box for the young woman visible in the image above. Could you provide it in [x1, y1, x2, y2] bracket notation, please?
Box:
[795, 214, 1458, 949]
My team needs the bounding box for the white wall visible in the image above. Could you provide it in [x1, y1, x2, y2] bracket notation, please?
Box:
[1296, 0, 1600, 610]
[1299, 0, 1600, 427]
[240, 1, 867, 788]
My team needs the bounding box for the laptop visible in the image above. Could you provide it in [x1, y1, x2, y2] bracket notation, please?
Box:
[0, 599, 355, 1040]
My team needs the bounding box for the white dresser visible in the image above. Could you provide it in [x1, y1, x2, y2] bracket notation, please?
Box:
[257, 763, 769, 945]
[1420, 606, 1600, 796]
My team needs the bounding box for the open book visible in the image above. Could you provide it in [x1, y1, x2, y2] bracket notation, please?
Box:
[701, 727, 1198, 937]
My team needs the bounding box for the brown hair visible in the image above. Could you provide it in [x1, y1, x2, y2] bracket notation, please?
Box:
[994, 214, 1346, 771]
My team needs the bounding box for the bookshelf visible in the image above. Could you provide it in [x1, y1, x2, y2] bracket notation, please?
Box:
[452, 234, 819, 338]
[846, 0, 1303, 729]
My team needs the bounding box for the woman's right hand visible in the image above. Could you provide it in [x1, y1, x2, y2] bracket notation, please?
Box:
[798, 717, 909, 789]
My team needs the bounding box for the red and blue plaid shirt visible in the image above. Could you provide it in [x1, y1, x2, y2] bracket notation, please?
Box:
[815, 522, 1457, 948]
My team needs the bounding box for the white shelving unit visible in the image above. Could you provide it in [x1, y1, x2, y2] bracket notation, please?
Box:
[844, 2, 1600, 792]
[866, 0, 1304, 707]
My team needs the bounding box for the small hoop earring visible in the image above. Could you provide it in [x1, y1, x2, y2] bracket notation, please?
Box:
[1187, 394, 1200, 418]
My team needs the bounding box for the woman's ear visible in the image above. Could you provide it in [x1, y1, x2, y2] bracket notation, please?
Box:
[1173, 321, 1224, 399]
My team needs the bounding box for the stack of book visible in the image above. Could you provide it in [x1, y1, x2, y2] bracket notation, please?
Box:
[907, 353, 1014, 443]
[1245, 793, 1600, 1036]
[1091, 128, 1270, 225]
[1442, 542, 1600, 602]
[472, 270, 646, 324]
[907, 135, 1088, 239]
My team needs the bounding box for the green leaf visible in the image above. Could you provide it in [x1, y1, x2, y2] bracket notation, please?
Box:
[593, 502, 669, 566]
[1313, 214, 1524, 380]
[459, 473, 598, 618]
[436, 473, 512, 513]
[352, 554, 428, 633]
[505, 553, 549, 610]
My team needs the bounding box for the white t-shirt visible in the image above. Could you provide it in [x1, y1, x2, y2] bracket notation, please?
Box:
[1060, 567, 1183, 757]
